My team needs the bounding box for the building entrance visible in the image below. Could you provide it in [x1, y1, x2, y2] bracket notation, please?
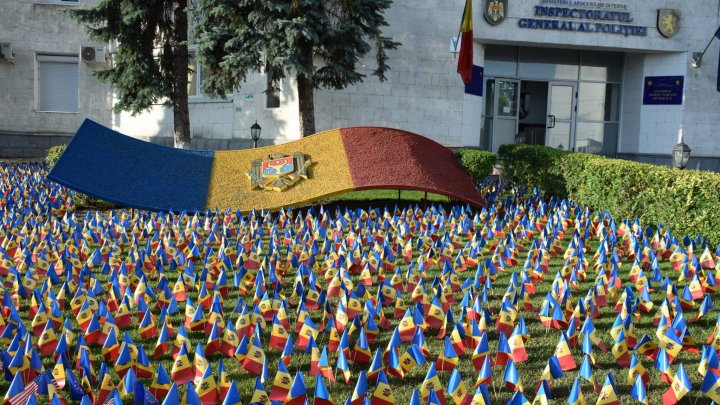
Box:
[486, 79, 577, 152]
[481, 45, 622, 156]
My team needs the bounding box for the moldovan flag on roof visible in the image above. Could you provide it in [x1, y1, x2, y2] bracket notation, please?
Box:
[662, 364, 692, 405]
[457, 0, 473, 84]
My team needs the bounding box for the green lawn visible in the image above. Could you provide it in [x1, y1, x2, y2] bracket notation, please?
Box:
[2, 182, 717, 405]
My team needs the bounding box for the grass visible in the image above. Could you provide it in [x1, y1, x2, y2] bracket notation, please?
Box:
[0, 175, 718, 405]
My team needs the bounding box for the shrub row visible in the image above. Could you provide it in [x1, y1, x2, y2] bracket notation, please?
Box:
[563, 156, 720, 244]
[497, 144, 571, 197]
[498, 144, 720, 243]
[454, 149, 497, 184]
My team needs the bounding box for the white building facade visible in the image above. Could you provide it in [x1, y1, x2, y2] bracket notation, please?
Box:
[1, 0, 719, 170]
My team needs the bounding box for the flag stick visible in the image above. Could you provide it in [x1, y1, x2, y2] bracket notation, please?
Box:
[695, 26, 720, 66]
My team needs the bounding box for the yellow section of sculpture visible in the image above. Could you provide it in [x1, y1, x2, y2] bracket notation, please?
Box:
[206, 128, 354, 211]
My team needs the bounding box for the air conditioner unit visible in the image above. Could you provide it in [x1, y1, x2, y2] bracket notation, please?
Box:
[80, 46, 106, 64]
[0, 42, 14, 63]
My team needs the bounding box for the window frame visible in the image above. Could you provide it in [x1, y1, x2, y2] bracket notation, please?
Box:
[265, 63, 281, 110]
[187, 47, 233, 103]
[36, 53, 80, 114]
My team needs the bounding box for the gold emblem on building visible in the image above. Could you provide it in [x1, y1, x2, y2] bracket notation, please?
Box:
[658, 9, 680, 38]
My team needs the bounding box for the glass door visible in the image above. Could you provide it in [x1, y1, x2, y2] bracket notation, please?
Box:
[491, 79, 520, 152]
[546, 82, 576, 151]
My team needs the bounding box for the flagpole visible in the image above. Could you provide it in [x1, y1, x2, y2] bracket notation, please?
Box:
[693, 25, 720, 66]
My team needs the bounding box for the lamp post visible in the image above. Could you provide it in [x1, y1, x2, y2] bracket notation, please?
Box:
[250, 121, 261, 149]
[672, 137, 691, 169]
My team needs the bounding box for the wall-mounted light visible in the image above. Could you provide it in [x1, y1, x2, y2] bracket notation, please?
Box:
[672, 137, 691, 170]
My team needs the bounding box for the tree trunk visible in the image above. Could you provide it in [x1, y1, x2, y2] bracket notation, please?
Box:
[297, 73, 316, 137]
[296, 41, 315, 137]
[172, 0, 191, 149]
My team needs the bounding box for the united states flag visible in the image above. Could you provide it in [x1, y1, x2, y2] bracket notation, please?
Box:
[8, 371, 59, 405]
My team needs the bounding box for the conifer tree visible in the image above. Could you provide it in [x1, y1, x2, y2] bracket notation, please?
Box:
[193, 0, 399, 137]
[67, 0, 193, 149]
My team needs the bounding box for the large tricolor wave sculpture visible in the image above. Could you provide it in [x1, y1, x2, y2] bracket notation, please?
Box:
[48, 119, 485, 211]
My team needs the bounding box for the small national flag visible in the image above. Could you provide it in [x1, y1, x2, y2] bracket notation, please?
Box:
[448, 368, 470, 405]
[596, 373, 619, 405]
[534, 379, 551, 405]
[169, 342, 193, 386]
[370, 369, 395, 405]
[662, 363, 692, 405]
[435, 336, 459, 371]
[222, 380, 242, 405]
[567, 377, 585, 405]
[504, 359, 522, 392]
[630, 374, 648, 405]
[701, 368, 720, 402]
[351, 370, 369, 405]
[313, 374, 332, 405]
[286, 372, 306, 405]
[270, 359, 293, 401]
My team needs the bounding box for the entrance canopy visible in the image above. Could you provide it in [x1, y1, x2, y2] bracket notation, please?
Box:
[49, 120, 484, 212]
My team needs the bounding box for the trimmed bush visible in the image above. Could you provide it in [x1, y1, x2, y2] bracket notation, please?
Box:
[562, 156, 720, 243]
[499, 143, 720, 243]
[45, 144, 117, 209]
[46, 145, 66, 168]
[497, 144, 570, 197]
[455, 149, 497, 184]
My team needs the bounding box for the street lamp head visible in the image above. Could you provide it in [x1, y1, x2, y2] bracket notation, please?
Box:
[672, 138, 691, 169]
[251, 121, 262, 142]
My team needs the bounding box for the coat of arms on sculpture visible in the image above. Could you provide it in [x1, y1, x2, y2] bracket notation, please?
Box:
[247, 152, 312, 191]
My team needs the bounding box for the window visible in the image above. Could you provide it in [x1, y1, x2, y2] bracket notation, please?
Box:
[37, 54, 78, 113]
[265, 64, 280, 109]
[187, 53, 206, 98]
[187, 52, 232, 101]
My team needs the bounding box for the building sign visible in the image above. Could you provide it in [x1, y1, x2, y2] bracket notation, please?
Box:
[643, 76, 684, 105]
[464, 66, 484, 97]
[518, 1, 647, 37]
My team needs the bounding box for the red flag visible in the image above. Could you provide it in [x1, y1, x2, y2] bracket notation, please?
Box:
[457, 0, 473, 85]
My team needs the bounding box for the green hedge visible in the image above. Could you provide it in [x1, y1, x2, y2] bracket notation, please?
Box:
[497, 144, 570, 197]
[454, 149, 497, 184]
[562, 156, 720, 243]
[46, 144, 117, 209]
[499, 144, 720, 243]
